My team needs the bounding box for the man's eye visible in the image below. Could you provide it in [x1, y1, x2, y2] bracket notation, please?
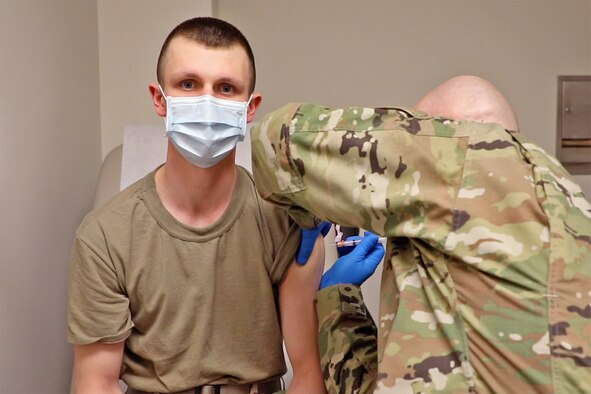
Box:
[181, 80, 195, 89]
[220, 84, 234, 94]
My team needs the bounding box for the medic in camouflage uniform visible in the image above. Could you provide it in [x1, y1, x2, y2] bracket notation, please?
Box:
[251, 102, 591, 393]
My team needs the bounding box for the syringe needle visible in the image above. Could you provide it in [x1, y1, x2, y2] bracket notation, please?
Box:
[331, 237, 387, 247]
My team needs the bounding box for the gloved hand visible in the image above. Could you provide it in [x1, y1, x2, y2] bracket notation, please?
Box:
[296, 221, 332, 265]
[336, 235, 362, 257]
[320, 232, 385, 289]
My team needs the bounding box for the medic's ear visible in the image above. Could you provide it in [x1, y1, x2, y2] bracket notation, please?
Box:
[149, 83, 167, 118]
[246, 93, 262, 123]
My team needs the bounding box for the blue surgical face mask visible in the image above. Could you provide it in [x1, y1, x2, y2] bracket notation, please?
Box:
[160, 85, 252, 168]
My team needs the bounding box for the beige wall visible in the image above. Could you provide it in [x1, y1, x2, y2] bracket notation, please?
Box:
[218, 0, 591, 198]
[0, 1, 101, 393]
[98, 0, 213, 160]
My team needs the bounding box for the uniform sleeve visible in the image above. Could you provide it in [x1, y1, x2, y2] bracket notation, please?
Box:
[67, 231, 133, 345]
[251, 103, 322, 230]
[316, 285, 377, 394]
[252, 103, 469, 237]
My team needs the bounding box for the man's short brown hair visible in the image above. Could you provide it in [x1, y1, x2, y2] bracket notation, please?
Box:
[157, 17, 256, 93]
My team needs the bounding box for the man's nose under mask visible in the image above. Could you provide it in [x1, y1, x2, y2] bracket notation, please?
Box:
[160, 86, 251, 168]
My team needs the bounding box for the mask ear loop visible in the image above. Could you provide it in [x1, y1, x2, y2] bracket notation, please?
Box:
[159, 85, 170, 135]
[245, 93, 254, 120]
[240, 94, 255, 142]
[158, 85, 169, 102]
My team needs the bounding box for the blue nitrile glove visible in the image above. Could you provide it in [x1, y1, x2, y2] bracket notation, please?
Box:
[296, 221, 332, 265]
[320, 232, 385, 289]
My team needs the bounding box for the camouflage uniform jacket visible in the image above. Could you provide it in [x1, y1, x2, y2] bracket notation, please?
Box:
[251, 103, 591, 393]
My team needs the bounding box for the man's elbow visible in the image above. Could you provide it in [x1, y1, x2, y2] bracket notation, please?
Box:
[72, 374, 122, 394]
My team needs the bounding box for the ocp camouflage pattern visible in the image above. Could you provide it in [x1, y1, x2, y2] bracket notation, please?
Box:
[251, 103, 591, 393]
[316, 284, 378, 394]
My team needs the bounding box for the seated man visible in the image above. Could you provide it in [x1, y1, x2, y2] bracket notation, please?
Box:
[67, 17, 326, 394]
[251, 75, 591, 393]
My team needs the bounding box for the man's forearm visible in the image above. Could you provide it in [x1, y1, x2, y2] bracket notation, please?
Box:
[317, 285, 378, 394]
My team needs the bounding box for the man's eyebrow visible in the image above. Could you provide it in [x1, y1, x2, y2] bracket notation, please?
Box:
[169, 71, 202, 81]
[217, 77, 245, 87]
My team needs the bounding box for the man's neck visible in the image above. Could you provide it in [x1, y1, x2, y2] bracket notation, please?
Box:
[155, 145, 237, 228]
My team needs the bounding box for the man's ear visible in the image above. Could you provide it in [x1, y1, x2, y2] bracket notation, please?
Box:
[149, 82, 166, 117]
[246, 93, 263, 123]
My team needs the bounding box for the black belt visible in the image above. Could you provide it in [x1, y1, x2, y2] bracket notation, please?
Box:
[127, 379, 283, 394]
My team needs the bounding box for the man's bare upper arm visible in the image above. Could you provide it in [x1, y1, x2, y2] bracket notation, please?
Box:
[72, 342, 124, 394]
[279, 236, 326, 392]
[282, 236, 325, 297]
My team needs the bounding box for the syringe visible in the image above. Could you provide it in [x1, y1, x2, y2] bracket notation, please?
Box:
[332, 237, 388, 247]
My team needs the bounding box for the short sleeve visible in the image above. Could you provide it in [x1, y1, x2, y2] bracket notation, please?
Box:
[67, 232, 133, 345]
[262, 204, 302, 284]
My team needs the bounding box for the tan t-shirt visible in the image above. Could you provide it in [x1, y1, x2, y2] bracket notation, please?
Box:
[67, 166, 300, 392]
